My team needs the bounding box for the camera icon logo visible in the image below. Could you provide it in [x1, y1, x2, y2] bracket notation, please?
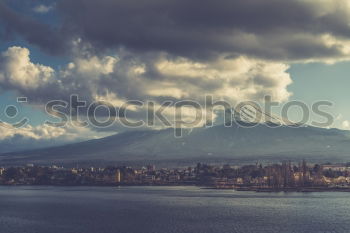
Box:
[0, 97, 29, 128]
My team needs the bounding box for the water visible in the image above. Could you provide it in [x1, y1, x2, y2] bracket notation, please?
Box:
[0, 186, 349, 233]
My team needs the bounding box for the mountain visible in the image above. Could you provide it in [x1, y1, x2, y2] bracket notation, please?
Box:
[0, 135, 69, 154]
[1, 122, 350, 166]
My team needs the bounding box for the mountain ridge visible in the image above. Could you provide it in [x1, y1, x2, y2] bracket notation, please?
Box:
[1, 122, 350, 166]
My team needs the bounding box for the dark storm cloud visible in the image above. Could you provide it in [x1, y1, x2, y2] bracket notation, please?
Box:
[1, 0, 350, 61]
[53, 0, 350, 61]
[0, 2, 66, 55]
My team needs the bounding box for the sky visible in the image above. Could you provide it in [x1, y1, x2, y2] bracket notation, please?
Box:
[1, 0, 350, 146]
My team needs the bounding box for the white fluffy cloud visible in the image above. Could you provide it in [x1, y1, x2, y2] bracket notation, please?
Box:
[66, 48, 293, 105]
[33, 5, 53, 14]
[153, 56, 292, 102]
[0, 121, 109, 141]
[0, 45, 293, 133]
[0, 122, 65, 140]
[0, 45, 292, 104]
[342, 120, 350, 129]
[0, 47, 55, 90]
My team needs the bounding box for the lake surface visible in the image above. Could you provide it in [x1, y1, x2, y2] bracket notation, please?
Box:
[0, 186, 349, 233]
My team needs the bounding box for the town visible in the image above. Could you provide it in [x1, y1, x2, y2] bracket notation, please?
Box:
[1, 161, 350, 191]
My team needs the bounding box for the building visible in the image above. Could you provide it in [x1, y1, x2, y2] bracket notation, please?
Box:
[322, 165, 349, 172]
[144, 175, 155, 183]
[147, 165, 156, 172]
[115, 170, 121, 183]
[168, 174, 180, 183]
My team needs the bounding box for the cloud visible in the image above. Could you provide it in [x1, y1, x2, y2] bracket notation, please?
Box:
[33, 5, 53, 14]
[342, 120, 350, 129]
[336, 114, 343, 120]
[1, 0, 350, 63]
[0, 46, 292, 104]
[0, 45, 292, 132]
[0, 46, 55, 90]
[0, 1, 302, 133]
[0, 121, 110, 141]
[152, 55, 292, 102]
[51, 0, 350, 63]
[0, 122, 65, 140]
[0, 1, 67, 55]
[2, 0, 349, 144]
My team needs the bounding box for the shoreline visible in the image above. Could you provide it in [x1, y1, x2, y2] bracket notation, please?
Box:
[1, 184, 350, 192]
[206, 186, 350, 192]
